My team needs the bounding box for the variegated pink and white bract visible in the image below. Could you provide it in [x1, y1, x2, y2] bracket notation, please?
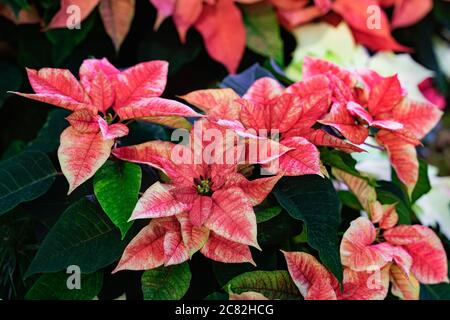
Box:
[13, 58, 201, 194]
[112, 120, 282, 270]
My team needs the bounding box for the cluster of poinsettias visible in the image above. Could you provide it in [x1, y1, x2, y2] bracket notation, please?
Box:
[233, 170, 449, 300]
[5, 0, 437, 73]
[14, 56, 446, 299]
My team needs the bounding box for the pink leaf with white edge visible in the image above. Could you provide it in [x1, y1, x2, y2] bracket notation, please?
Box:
[346, 101, 373, 124]
[163, 230, 190, 266]
[86, 69, 115, 114]
[390, 264, 420, 300]
[194, 0, 245, 73]
[339, 265, 391, 300]
[375, 130, 418, 191]
[391, 246, 413, 277]
[224, 173, 282, 206]
[205, 187, 259, 249]
[384, 225, 449, 284]
[340, 217, 393, 271]
[97, 118, 129, 140]
[271, 137, 321, 176]
[47, 0, 100, 29]
[283, 251, 336, 299]
[140, 116, 192, 129]
[116, 97, 202, 120]
[176, 213, 209, 257]
[113, 60, 168, 109]
[229, 291, 269, 300]
[190, 195, 213, 226]
[112, 220, 166, 272]
[368, 74, 403, 116]
[130, 182, 188, 220]
[390, 99, 443, 140]
[79, 58, 120, 94]
[319, 103, 369, 145]
[58, 126, 113, 194]
[98, 0, 135, 51]
[243, 77, 284, 107]
[200, 231, 255, 265]
[303, 129, 365, 153]
[12, 68, 94, 112]
[179, 88, 241, 119]
[66, 109, 100, 133]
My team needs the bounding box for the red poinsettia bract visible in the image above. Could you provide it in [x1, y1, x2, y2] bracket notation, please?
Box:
[112, 120, 282, 270]
[12, 58, 201, 194]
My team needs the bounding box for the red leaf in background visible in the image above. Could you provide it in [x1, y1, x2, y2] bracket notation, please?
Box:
[173, 0, 204, 42]
[390, 0, 433, 29]
[418, 78, 446, 110]
[11, 68, 94, 112]
[194, 0, 246, 73]
[332, 0, 411, 52]
[99, 0, 135, 51]
[200, 232, 255, 265]
[58, 126, 114, 194]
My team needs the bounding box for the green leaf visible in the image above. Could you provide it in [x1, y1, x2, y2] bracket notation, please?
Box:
[320, 149, 360, 177]
[25, 198, 124, 278]
[392, 159, 431, 203]
[204, 292, 228, 300]
[255, 204, 282, 224]
[0, 61, 23, 109]
[46, 14, 96, 66]
[273, 175, 343, 283]
[338, 191, 363, 211]
[1, 140, 26, 160]
[0, 151, 57, 215]
[141, 262, 191, 300]
[243, 3, 284, 66]
[94, 161, 141, 238]
[1, 0, 29, 15]
[224, 270, 301, 300]
[376, 181, 413, 225]
[25, 271, 103, 300]
[27, 109, 70, 153]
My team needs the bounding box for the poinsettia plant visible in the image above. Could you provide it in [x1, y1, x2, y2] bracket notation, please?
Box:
[2, 53, 447, 301]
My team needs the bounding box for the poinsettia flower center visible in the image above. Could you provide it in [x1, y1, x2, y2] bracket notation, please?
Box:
[194, 177, 213, 196]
